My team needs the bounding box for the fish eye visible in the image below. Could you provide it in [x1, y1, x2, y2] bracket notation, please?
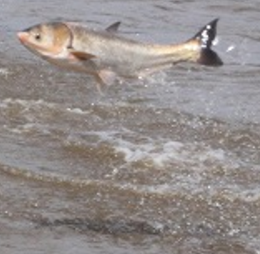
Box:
[34, 33, 41, 41]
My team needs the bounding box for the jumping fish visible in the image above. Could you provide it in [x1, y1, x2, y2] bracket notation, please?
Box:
[17, 19, 223, 90]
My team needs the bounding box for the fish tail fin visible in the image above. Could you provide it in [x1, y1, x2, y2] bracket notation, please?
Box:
[190, 18, 223, 66]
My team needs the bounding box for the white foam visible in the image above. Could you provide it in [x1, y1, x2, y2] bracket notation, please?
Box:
[66, 107, 90, 114]
[226, 44, 235, 52]
[0, 98, 56, 109]
[0, 68, 10, 77]
[109, 131, 231, 170]
[0, 98, 59, 134]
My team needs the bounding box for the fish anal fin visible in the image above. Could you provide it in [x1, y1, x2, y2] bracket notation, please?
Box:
[69, 51, 96, 61]
[106, 21, 121, 33]
[97, 69, 117, 86]
[94, 70, 117, 94]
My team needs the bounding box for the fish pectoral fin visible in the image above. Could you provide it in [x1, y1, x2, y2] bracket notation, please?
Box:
[105, 21, 121, 33]
[69, 51, 96, 61]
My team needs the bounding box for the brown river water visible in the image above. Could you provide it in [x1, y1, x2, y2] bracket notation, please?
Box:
[1, 0, 260, 253]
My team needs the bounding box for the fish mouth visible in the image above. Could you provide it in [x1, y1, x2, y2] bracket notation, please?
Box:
[17, 31, 41, 54]
[17, 31, 30, 44]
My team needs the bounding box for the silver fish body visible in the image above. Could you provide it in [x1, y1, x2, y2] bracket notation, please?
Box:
[17, 19, 223, 88]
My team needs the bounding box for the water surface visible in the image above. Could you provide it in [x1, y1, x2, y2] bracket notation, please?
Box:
[1, 1, 260, 253]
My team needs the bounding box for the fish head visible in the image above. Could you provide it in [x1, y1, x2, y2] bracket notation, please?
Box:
[17, 22, 72, 58]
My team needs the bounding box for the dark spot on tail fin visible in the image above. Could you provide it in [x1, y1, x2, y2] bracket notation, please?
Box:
[191, 18, 223, 66]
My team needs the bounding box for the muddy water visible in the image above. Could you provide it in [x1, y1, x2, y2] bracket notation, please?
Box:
[1, 0, 260, 253]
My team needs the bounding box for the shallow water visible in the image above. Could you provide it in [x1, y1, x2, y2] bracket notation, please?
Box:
[1, 0, 260, 253]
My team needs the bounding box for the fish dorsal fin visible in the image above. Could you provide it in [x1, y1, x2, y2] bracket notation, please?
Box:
[106, 21, 121, 33]
[69, 51, 96, 60]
